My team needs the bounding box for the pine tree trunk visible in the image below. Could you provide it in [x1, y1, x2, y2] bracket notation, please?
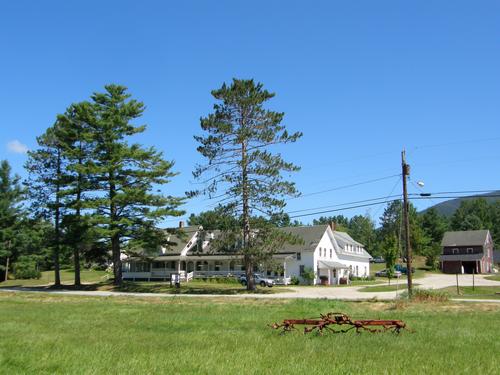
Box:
[112, 234, 121, 286]
[74, 157, 83, 287]
[109, 177, 122, 286]
[74, 248, 81, 286]
[241, 139, 255, 291]
[53, 149, 62, 287]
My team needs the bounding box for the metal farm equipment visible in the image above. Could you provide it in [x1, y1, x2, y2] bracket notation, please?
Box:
[270, 312, 408, 335]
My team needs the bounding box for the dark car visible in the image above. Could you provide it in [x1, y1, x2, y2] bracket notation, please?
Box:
[394, 264, 415, 274]
[370, 256, 385, 264]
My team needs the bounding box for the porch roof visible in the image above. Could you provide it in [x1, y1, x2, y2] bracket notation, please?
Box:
[318, 260, 349, 269]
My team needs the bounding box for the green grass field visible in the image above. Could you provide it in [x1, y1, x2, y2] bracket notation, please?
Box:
[1, 269, 108, 287]
[0, 293, 499, 374]
[358, 283, 420, 293]
[485, 274, 500, 282]
[0, 271, 291, 295]
[438, 286, 500, 300]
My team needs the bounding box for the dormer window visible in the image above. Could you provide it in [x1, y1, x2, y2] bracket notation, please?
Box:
[467, 248, 473, 254]
[452, 248, 459, 254]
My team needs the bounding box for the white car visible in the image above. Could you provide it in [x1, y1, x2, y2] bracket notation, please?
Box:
[239, 273, 274, 287]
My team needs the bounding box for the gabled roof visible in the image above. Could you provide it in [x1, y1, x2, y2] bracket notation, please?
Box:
[441, 230, 491, 247]
[277, 225, 329, 252]
[163, 226, 199, 253]
[331, 230, 372, 260]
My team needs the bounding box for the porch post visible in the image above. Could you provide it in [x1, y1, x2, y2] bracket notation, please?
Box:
[328, 268, 331, 286]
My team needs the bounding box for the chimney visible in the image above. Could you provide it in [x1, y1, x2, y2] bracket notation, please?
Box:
[329, 221, 336, 232]
[179, 221, 184, 228]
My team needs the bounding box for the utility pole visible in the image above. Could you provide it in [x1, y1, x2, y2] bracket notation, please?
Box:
[401, 150, 413, 298]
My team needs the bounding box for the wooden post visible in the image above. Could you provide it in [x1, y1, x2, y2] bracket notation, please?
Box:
[472, 268, 475, 292]
[456, 273, 460, 295]
[402, 150, 413, 298]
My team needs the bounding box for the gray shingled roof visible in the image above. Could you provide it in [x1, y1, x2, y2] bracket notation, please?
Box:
[441, 230, 490, 247]
[163, 226, 199, 253]
[277, 225, 329, 252]
[333, 231, 372, 260]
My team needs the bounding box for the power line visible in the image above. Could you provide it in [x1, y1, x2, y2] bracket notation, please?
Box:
[287, 193, 500, 219]
[289, 174, 401, 200]
[286, 194, 403, 214]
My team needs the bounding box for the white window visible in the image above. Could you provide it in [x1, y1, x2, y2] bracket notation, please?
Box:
[452, 248, 459, 254]
[296, 252, 301, 260]
[356, 265, 359, 276]
[324, 248, 327, 257]
[318, 247, 322, 257]
[330, 249, 332, 258]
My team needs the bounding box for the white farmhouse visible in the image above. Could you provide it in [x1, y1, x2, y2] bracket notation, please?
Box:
[121, 223, 372, 285]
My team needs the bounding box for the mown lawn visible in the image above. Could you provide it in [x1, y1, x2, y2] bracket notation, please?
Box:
[439, 285, 500, 300]
[1, 269, 108, 287]
[0, 272, 291, 295]
[358, 283, 420, 293]
[0, 293, 499, 374]
[485, 274, 500, 282]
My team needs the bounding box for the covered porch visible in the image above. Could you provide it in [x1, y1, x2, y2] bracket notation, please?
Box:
[317, 260, 350, 285]
[122, 256, 292, 284]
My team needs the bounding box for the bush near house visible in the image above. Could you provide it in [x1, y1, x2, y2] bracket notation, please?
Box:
[13, 256, 41, 280]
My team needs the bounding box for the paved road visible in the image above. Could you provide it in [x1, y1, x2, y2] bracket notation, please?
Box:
[1, 273, 499, 301]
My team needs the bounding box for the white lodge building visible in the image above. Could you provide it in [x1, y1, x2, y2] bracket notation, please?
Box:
[122, 224, 372, 285]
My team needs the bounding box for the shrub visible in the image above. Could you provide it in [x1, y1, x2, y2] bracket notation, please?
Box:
[350, 275, 375, 281]
[399, 288, 449, 302]
[290, 276, 300, 285]
[301, 267, 315, 285]
[13, 256, 41, 280]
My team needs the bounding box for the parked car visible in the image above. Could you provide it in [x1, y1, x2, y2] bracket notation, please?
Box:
[394, 264, 415, 274]
[370, 256, 385, 264]
[375, 269, 402, 278]
[240, 273, 274, 287]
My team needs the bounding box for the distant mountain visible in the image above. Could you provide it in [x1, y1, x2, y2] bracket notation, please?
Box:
[422, 191, 500, 217]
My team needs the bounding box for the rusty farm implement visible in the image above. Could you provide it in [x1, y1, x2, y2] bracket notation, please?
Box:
[270, 312, 409, 335]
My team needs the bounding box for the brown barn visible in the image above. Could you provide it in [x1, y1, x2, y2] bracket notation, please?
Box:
[440, 230, 494, 274]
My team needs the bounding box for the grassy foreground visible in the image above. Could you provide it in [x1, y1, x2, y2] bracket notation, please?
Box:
[0, 293, 499, 374]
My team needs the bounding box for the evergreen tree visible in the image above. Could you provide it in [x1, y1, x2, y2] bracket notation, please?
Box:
[0, 160, 24, 281]
[84, 84, 185, 285]
[451, 198, 493, 231]
[348, 215, 375, 253]
[56, 103, 96, 286]
[25, 125, 67, 286]
[312, 215, 349, 230]
[420, 208, 449, 269]
[193, 79, 302, 290]
[377, 200, 428, 258]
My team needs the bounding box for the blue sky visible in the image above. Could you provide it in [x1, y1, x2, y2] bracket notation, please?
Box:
[1, 1, 499, 226]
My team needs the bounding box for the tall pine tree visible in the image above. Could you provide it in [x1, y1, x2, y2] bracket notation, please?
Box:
[193, 79, 302, 290]
[0, 160, 24, 281]
[25, 125, 67, 286]
[84, 84, 185, 285]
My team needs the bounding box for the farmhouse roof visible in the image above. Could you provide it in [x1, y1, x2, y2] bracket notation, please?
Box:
[441, 230, 490, 247]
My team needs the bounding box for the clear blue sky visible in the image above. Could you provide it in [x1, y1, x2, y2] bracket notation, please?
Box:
[1, 1, 499, 226]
